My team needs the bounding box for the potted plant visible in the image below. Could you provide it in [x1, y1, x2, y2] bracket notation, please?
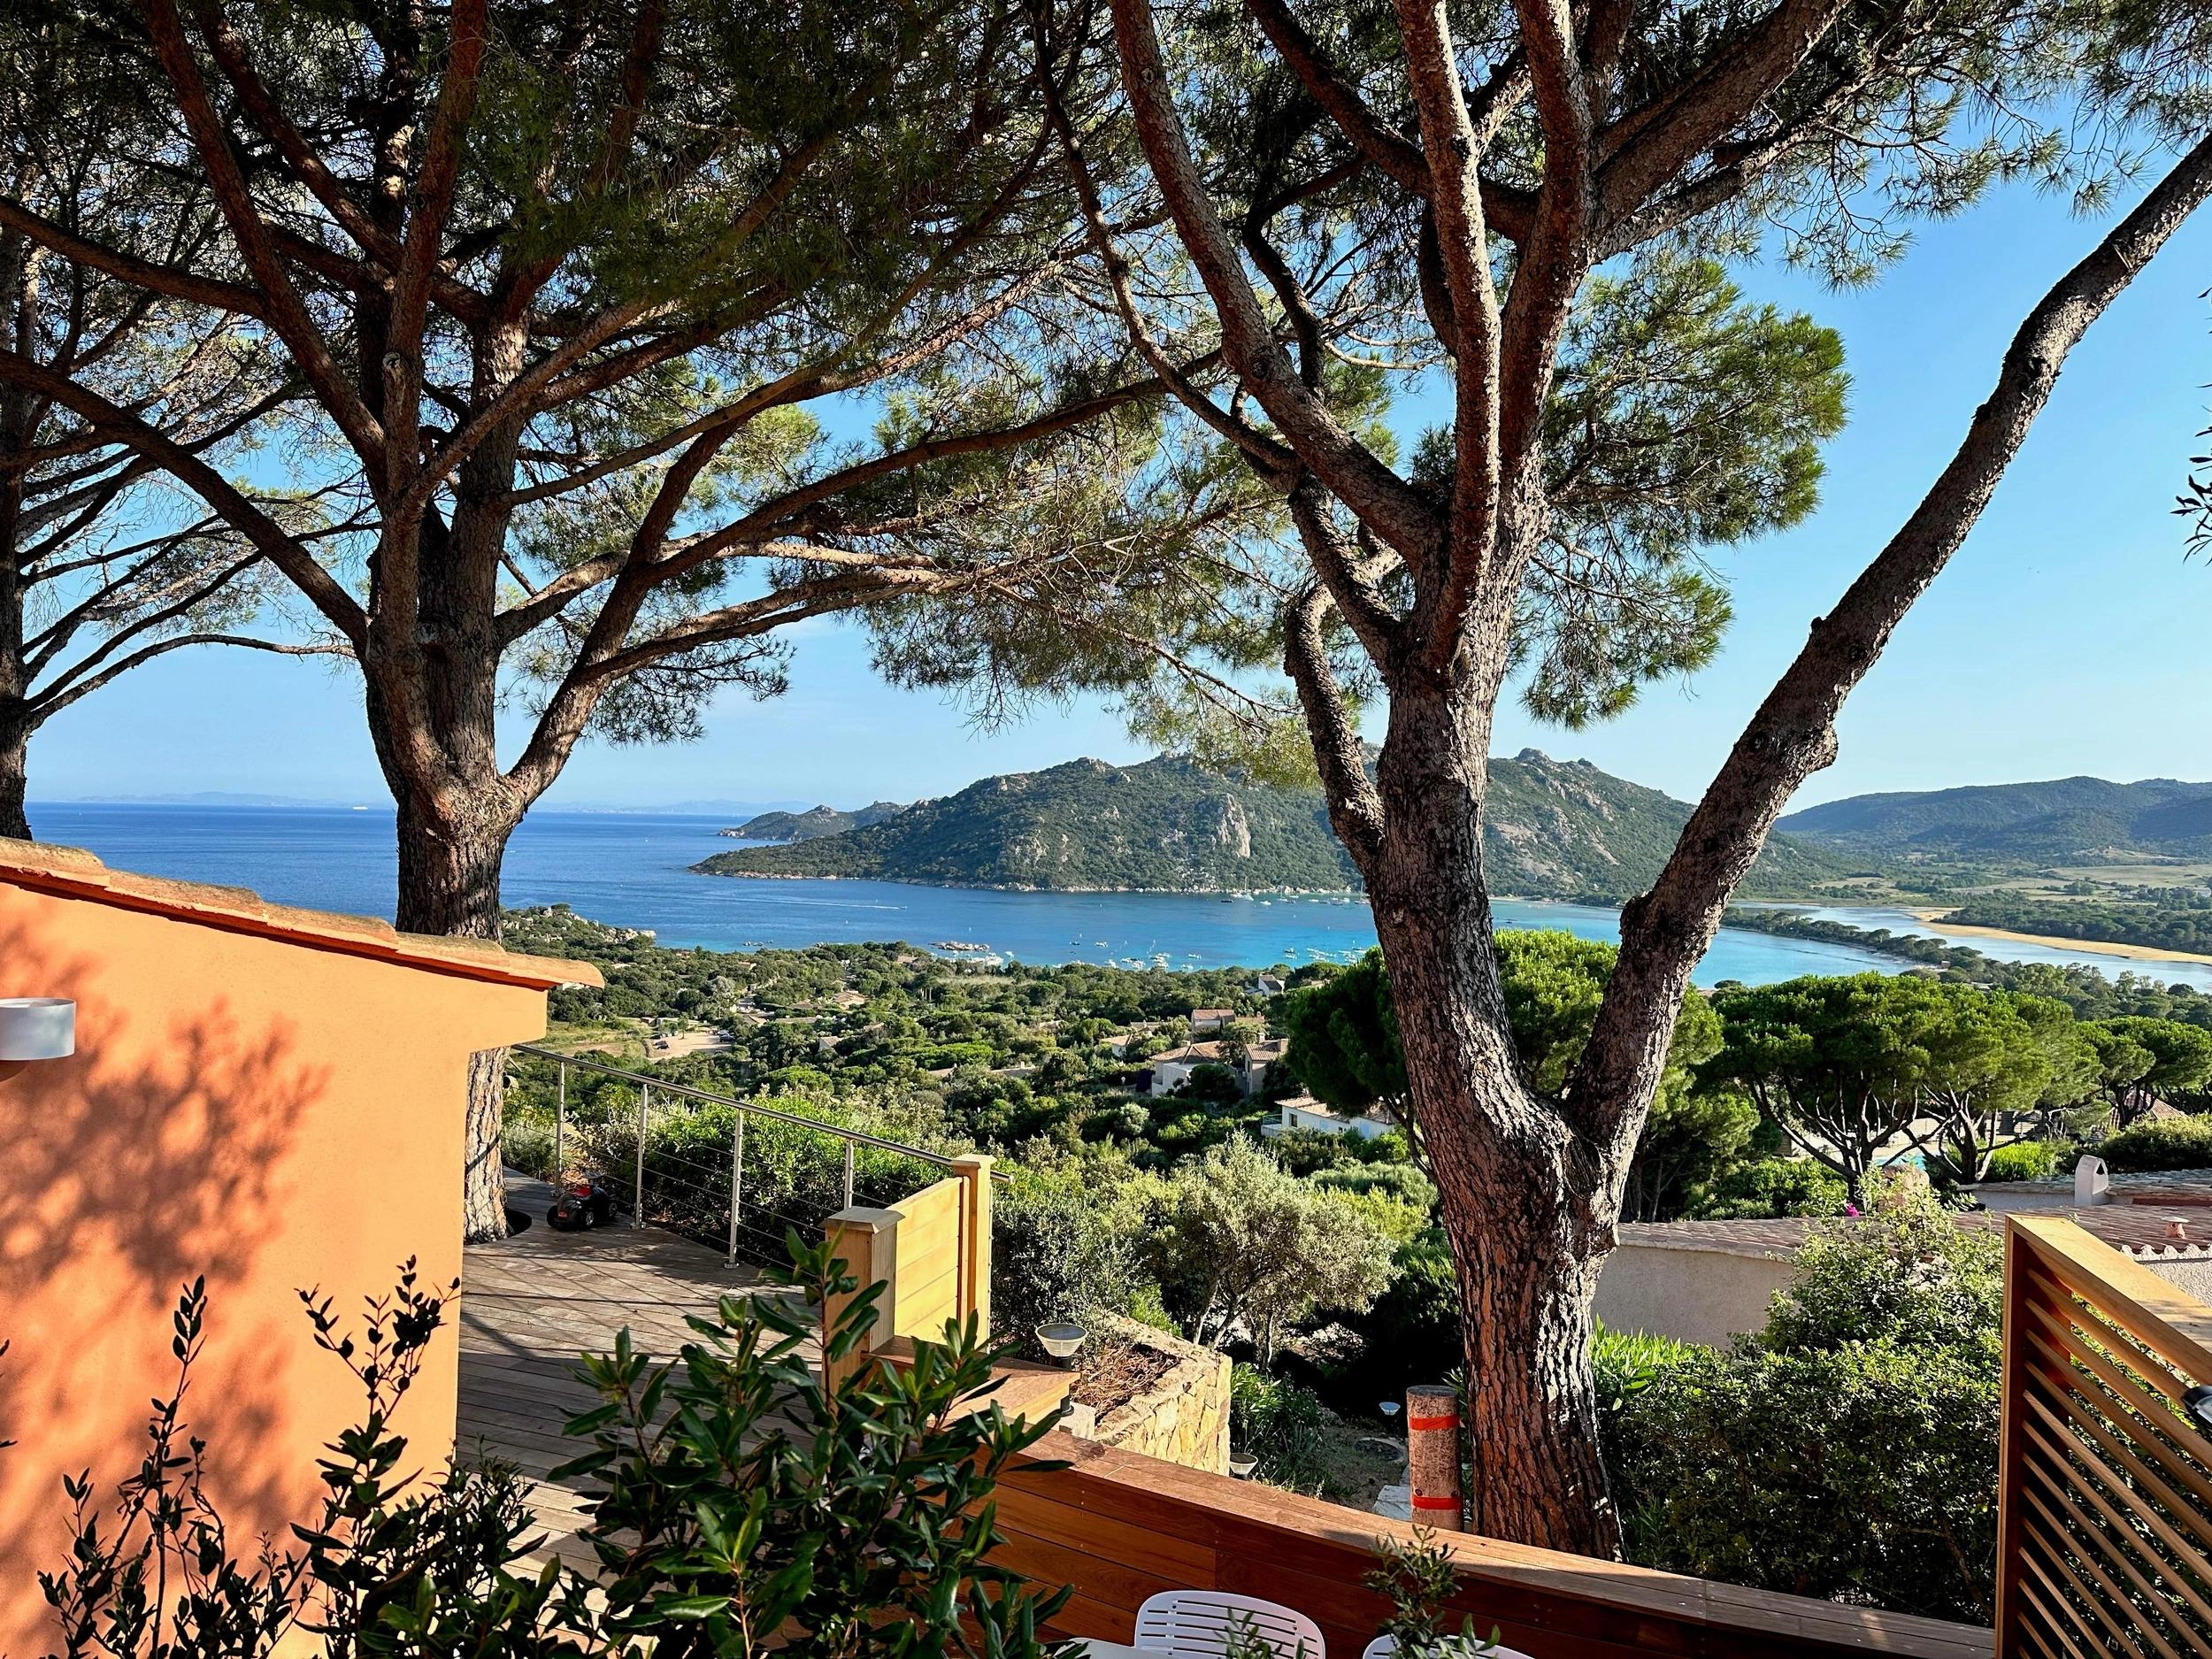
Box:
[1364, 1529, 1508, 1656]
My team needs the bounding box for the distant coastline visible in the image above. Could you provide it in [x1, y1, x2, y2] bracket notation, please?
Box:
[1907, 906, 2212, 966]
[708, 864, 1771, 909]
[711, 867, 1367, 898]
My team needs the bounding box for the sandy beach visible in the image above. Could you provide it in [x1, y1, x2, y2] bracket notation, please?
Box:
[1909, 908, 2212, 966]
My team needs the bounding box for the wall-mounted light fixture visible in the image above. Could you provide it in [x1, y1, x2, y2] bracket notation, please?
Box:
[0, 997, 74, 1062]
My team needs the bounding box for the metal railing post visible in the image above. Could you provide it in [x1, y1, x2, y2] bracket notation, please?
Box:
[843, 1140, 856, 1210]
[726, 1110, 746, 1265]
[634, 1084, 649, 1227]
[554, 1060, 566, 1179]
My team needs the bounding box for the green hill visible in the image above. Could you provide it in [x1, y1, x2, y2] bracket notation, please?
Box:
[692, 751, 1861, 899]
[723, 801, 910, 842]
[1778, 776, 2212, 862]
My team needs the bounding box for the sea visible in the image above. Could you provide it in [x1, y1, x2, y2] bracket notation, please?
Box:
[27, 802, 2212, 990]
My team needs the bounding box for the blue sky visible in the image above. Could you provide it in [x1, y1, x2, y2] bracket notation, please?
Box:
[33, 170, 2212, 812]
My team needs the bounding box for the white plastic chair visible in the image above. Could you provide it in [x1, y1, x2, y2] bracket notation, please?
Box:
[1361, 1634, 1534, 1658]
[1133, 1590, 1327, 1658]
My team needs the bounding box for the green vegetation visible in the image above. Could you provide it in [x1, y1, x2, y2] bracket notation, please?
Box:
[727, 802, 913, 842]
[695, 751, 1861, 900]
[1607, 1194, 2003, 1623]
[2083, 1017, 2212, 1121]
[1778, 776, 2212, 864]
[34, 1241, 1069, 1658]
[1722, 907, 2212, 1033]
[1683, 1156, 1850, 1219]
[1229, 1364, 1334, 1494]
[1279, 950, 1405, 1118]
[1980, 1140, 2068, 1181]
[1152, 1137, 1400, 1361]
[1944, 891, 2212, 956]
[1703, 976, 2101, 1191]
[2097, 1115, 2212, 1171]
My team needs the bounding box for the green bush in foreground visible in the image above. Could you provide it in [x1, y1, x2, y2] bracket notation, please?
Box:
[1613, 1336, 1999, 1622]
[23, 1241, 1071, 1659]
[2098, 1113, 2212, 1171]
[1605, 1194, 2001, 1623]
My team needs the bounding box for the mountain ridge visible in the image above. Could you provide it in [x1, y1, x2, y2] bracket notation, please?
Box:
[723, 800, 912, 842]
[1778, 775, 2212, 862]
[692, 751, 1861, 899]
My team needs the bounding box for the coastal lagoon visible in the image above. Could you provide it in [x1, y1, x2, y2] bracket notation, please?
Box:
[31, 801, 2212, 988]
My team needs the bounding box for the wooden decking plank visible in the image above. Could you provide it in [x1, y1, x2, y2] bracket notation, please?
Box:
[458, 1172, 804, 1565]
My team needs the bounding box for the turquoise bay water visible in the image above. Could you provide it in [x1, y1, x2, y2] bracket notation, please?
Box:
[29, 802, 2210, 988]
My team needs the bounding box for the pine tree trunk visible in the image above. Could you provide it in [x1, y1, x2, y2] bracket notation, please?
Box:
[392, 787, 518, 1242]
[1365, 686, 1623, 1557]
[0, 710, 30, 841]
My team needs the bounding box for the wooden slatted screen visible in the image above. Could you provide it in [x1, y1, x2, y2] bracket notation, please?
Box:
[1998, 1216, 2212, 1658]
[888, 1175, 965, 1340]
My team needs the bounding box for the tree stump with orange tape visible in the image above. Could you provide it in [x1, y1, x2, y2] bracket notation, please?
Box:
[1405, 1383, 1465, 1532]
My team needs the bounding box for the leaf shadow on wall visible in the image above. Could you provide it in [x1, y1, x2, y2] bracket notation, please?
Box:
[0, 908, 332, 1632]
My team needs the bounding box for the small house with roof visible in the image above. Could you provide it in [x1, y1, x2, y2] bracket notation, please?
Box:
[1263, 1092, 1397, 1141]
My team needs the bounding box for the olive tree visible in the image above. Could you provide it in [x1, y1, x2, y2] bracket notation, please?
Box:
[1153, 1133, 1397, 1360]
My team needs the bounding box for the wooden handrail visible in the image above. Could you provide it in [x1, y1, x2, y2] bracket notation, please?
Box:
[1996, 1216, 2212, 1659]
[999, 1432, 1990, 1658]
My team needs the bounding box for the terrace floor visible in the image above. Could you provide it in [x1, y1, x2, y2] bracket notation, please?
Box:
[457, 1172, 810, 1568]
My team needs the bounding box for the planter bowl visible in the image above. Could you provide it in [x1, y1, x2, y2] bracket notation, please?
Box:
[1038, 1322, 1087, 1362]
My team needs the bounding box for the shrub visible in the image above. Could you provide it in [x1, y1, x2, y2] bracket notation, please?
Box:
[991, 1146, 1164, 1359]
[1230, 1363, 1333, 1494]
[1365, 1528, 1500, 1657]
[1607, 1188, 2003, 1622]
[1311, 1160, 1437, 1211]
[1591, 1321, 1698, 1406]
[1153, 1136, 1398, 1359]
[37, 1266, 600, 1655]
[560, 1236, 1071, 1655]
[31, 1244, 1074, 1658]
[1591, 1321, 1701, 1492]
[1684, 1155, 1848, 1218]
[2099, 1113, 2212, 1171]
[1979, 1139, 2066, 1182]
[1270, 1125, 1359, 1175]
[1614, 1339, 1999, 1621]
[1763, 1199, 2003, 1361]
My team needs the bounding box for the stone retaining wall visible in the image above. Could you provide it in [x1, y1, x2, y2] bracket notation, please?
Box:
[1064, 1314, 1231, 1475]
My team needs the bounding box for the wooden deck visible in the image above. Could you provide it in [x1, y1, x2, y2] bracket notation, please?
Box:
[457, 1173, 811, 1565]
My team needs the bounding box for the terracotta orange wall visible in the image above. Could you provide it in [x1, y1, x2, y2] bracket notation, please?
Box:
[0, 880, 550, 1649]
